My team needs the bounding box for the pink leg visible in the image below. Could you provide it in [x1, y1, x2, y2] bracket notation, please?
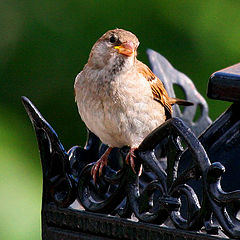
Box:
[126, 147, 137, 173]
[91, 147, 113, 183]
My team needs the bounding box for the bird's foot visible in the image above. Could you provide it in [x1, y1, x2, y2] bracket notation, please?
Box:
[126, 147, 137, 173]
[91, 147, 113, 183]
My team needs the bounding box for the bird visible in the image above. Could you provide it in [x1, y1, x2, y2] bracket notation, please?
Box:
[74, 28, 193, 182]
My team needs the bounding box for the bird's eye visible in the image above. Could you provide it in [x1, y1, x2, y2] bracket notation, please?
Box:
[109, 35, 117, 43]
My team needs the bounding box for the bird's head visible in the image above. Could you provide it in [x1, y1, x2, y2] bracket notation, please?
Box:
[88, 29, 139, 71]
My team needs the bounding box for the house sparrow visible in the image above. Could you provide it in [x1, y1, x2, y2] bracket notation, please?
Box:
[74, 29, 192, 182]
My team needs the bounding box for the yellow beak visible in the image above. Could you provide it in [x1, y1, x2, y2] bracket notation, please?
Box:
[114, 41, 135, 57]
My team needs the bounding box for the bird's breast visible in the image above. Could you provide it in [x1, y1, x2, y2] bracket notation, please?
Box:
[75, 68, 166, 148]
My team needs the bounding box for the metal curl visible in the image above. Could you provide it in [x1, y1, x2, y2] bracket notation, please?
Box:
[77, 163, 128, 213]
[206, 162, 240, 238]
[22, 96, 76, 208]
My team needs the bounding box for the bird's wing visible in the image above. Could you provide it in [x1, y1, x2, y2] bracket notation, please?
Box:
[137, 61, 173, 116]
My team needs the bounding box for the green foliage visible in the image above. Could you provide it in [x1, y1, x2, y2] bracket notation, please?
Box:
[0, 1, 238, 239]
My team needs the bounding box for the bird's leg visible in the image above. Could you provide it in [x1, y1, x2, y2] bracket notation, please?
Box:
[91, 147, 113, 183]
[126, 147, 137, 173]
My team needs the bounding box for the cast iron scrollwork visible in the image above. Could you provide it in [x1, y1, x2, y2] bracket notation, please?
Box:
[22, 95, 240, 239]
[22, 96, 77, 208]
[22, 52, 240, 239]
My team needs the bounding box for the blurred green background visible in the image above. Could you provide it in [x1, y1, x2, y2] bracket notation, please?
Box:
[0, 0, 239, 239]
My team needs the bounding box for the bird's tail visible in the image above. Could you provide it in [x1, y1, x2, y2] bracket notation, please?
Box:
[168, 97, 193, 106]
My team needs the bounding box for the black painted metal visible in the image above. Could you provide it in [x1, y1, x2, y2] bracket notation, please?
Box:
[22, 50, 240, 239]
[208, 63, 240, 102]
[44, 204, 224, 240]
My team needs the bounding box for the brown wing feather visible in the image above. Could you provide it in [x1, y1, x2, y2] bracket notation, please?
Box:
[137, 61, 173, 116]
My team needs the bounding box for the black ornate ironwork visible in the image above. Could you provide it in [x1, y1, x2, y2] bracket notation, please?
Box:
[22, 51, 240, 239]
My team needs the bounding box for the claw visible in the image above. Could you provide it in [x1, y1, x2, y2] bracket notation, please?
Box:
[126, 148, 137, 173]
[91, 147, 113, 183]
